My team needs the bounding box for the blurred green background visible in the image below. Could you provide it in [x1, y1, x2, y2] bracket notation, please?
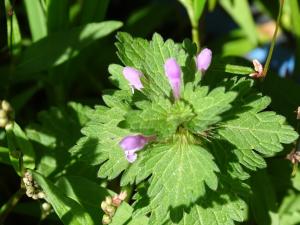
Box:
[1, 0, 300, 224]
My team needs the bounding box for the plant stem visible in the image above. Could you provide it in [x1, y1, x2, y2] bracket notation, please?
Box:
[0, 188, 25, 224]
[191, 20, 200, 50]
[262, 0, 284, 78]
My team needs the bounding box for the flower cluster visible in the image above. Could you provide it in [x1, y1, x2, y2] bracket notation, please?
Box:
[101, 191, 127, 224]
[0, 100, 14, 129]
[23, 171, 46, 200]
[119, 48, 212, 162]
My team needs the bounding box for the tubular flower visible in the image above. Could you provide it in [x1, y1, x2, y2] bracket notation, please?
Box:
[164, 58, 181, 100]
[196, 48, 212, 73]
[119, 135, 154, 163]
[249, 59, 264, 78]
[122, 67, 144, 91]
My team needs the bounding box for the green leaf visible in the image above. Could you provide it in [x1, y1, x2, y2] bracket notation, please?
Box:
[125, 98, 194, 138]
[233, 149, 266, 171]
[219, 111, 298, 156]
[250, 170, 279, 225]
[279, 190, 300, 225]
[31, 171, 94, 225]
[110, 202, 149, 225]
[26, 102, 90, 177]
[47, 0, 69, 33]
[80, 0, 110, 24]
[56, 176, 110, 222]
[11, 84, 42, 113]
[183, 84, 237, 132]
[6, 123, 35, 170]
[5, 0, 22, 55]
[17, 21, 123, 75]
[123, 140, 219, 222]
[23, 0, 47, 41]
[108, 64, 131, 90]
[71, 104, 130, 179]
[219, 0, 258, 44]
[178, 185, 247, 225]
[0, 146, 10, 165]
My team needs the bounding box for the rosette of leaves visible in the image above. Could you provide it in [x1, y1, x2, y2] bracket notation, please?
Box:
[71, 32, 298, 225]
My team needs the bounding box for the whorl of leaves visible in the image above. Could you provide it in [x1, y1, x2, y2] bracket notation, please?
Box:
[71, 33, 298, 224]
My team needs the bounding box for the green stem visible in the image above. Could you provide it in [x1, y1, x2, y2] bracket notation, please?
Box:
[191, 21, 200, 50]
[262, 0, 284, 78]
[0, 188, 25, 224]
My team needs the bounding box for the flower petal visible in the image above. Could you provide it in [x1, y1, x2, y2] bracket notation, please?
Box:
[122, 67, 144, 90]
[119, 135, 148, 152]
[164, 58, 181, 100]
[125, 151, 137, 163]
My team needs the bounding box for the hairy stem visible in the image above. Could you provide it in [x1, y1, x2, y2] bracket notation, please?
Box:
[262, 0, 284, 78]
[0, 188, 25, 224]
[191, 21, 200, 50]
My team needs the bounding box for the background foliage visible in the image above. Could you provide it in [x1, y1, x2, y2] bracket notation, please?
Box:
[1, 0, 300, 225]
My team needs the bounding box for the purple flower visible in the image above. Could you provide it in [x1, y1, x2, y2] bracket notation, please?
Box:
[122, 67, 144, 91]
[119, 135, 154, 163]
[164, 58, 181, 100]
[196, 48, 212, 72]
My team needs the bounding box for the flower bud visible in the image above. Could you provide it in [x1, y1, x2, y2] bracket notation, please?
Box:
[0, 118, 8, 128]
[102, 214, 111, 225]
[164, 58, 181, 100]
[249, 59, 263, 78]
[196, 48, 212, 72]
[122, 67, 144, 91]
[106, 205, 116, 217]
[101, 201, 108, 211]
[0, 110, 6, 118]
[1, 100, 12, 112]
[105, 196, 112, 205]
[118, 191, 127, 201]
[42, 202, 51, 211]
[37, 191, 46, 199]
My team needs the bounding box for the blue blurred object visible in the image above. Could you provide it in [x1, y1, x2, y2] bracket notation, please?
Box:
[246, 44, 295, 77]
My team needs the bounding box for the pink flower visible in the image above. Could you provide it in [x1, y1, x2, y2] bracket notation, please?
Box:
[164, 58, 181, 100]
[249, 59, 264, 78]
[196, 48, 212, 72]
[119, 135, 154, 163]
[122, 67, 144, 91]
